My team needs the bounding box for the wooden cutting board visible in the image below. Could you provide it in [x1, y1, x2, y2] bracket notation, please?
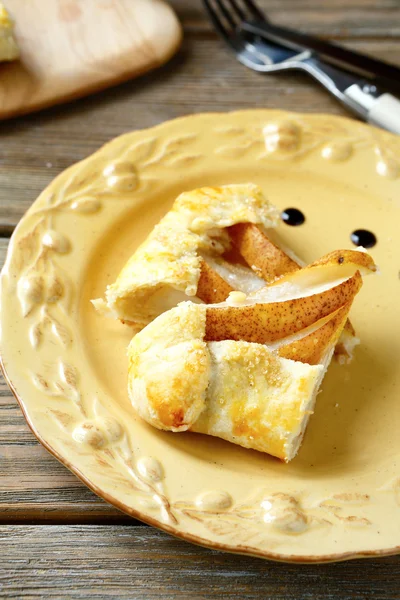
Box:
[0, 0, 182, 120]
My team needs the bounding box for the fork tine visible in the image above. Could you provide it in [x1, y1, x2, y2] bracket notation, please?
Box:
[215, 0, 266, 25]
[203, 0, 271, 69]
[222, 0, 246, 21]
[203, 0, 234, 45]
[239, 0, 268, 22]
[213, 0, 239, 29]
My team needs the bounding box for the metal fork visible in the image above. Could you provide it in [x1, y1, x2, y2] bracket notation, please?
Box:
[203, 0, 400, 133]
[203, 0, 281, 72]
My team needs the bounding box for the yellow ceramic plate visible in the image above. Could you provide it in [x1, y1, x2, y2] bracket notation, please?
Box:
[1, 110, 400, 563]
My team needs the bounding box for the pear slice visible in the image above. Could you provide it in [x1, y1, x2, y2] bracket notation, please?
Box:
[228, 225, 375, 362]
[201, 255, 266, 294]
[307, 248, 377, 272]
[276, 302, 351, 365]
[197, 259, 234, 304]
[228, 223, 299, 282]
[252, 248, 376, 300]
[205, 271, 362, 344]
[205, 248, 372, 344]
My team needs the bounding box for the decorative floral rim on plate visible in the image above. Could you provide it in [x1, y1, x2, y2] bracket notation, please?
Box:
[1, 110, 399, 563]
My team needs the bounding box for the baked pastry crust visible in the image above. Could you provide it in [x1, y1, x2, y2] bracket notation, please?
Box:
[92, 184, 278, 326]
[128, 302, 324, 462]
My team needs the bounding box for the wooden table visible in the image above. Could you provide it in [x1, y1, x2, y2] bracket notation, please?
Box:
[1, 1, 399, 597]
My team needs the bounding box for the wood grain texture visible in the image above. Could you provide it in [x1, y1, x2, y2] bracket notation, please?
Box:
[1, 0, 399, 590]
[1, 35, 400, 226]
[0, 526, 399, 599]
[173, 0, 400, 37]
[0, 0, 181, 119]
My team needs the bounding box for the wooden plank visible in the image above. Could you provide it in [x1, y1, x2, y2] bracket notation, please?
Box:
[1, 34, 400, 228]
[0, 526, 399, 599]
[0, 444, 134, 524]
[0, 238, 133, 523]
[1, 0, 400, 548]
[174, 0, 400, 37]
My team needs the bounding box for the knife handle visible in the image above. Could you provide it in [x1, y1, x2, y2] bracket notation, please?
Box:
[368, 94, 400, 135]
[345, 84, 400, 135]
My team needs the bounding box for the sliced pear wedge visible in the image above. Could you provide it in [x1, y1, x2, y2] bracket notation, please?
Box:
[197, 259, 234, 304]
[264, 248, 376, 293]
[228, 225, 375, 362]
[307, 248, 377, 272]
[205, 270, 362, 344]
[251, 249, 376, 302]
[228, 223, 299, 282]
[276, 302, 351, 365]
[201, 255, 266, 295]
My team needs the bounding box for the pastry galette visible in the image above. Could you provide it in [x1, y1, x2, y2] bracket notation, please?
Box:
[93, 184, 377, 460]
